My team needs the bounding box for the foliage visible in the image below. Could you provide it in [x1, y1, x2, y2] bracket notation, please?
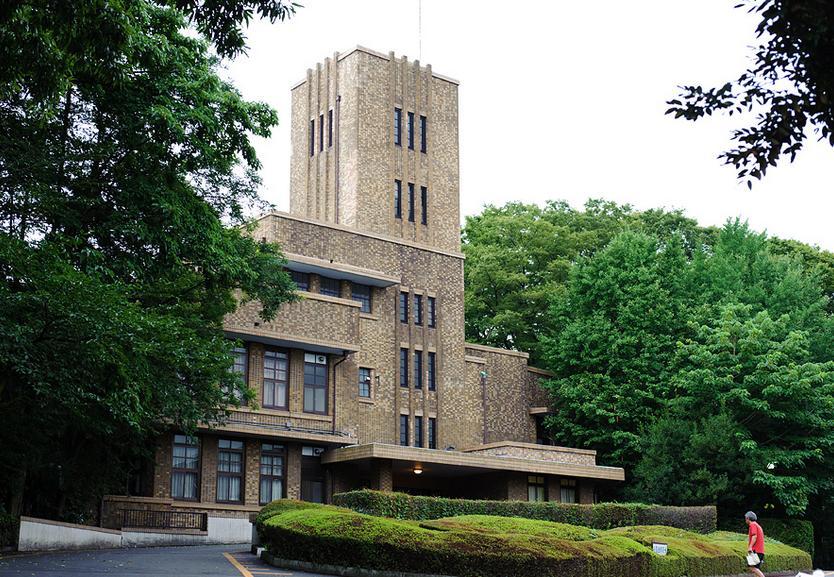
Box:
[0, 512, 18, 548]
[256, 500, 810, 577]
[332, 490, 717, 533]
[0, 0, 297, 520]
[461, 199, 709, 363]
[667, 1, 834, 186]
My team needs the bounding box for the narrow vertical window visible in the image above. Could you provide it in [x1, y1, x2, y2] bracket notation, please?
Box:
[420, 115, 427, 152]
[428, 417, 437, 449]
[309, 119, 315, 156]
[400, 348, 408, 388]
[408, 183, 415, 222]
[560, 479, 577, 504]
[358, 367, 371, 398]
[263, 349, 288, 409]
[351, 283, 372, 313]
[399, 415, 409, 446]
[394, 108, 402, 146]
[394, 180, 402, 219]
[407, 111, 414, 149]
[319, 113, 324, 152]
[399, 291, 409, 323]
[414, 416, 424, 448]
[414, 350, 423, 389]
[259, 443, 285, 504]
[217, 439, 244, 503]
[420, 186, 428, 225]
[328, 109, 333, 147]
[303, 353, 328, 414]
[172, 434, 199, 500]
[528, 475, 547, 502]
[428, 297, 436, 328]
[428, 352, 436, 391]
[413, 294, 423, 325]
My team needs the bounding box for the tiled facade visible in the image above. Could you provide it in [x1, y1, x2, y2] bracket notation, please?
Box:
[102, 47, 624, 529]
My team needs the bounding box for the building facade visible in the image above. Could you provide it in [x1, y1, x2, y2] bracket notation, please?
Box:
[102, 47, 624, 530]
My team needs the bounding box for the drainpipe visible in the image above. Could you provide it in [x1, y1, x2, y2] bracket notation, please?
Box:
[331, 351, 349, 434]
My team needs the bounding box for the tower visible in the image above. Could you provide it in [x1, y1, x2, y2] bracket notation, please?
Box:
[289, 47, 461, 253]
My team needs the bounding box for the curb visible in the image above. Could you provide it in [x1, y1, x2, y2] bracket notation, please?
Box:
[260, 552, 455, 577]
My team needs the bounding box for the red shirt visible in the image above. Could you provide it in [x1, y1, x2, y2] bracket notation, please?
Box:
[748, 521, 765, 554]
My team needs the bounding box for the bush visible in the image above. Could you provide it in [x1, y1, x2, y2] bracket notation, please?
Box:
[332, 490, 717, 533]
[256, 501, 811, 577]
[760, 518, 815, 558]
[0, 513, 19, 548]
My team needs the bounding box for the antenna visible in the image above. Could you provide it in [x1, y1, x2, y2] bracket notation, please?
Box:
[418, 0, 422, 61]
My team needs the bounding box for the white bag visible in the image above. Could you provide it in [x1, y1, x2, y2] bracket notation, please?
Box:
[746, 552, 760, 566]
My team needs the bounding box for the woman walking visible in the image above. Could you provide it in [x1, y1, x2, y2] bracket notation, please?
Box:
[745, 511, 765, 577]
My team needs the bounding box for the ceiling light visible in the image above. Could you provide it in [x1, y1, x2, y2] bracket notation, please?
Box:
[413, 467, 423, 475]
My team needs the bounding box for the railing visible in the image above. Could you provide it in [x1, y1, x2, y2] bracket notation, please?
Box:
[223, 411, 353, 439]
[121, 509, 208, 531]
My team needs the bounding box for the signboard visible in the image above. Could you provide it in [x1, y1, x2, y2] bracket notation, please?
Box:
[652, 542, 668, 556]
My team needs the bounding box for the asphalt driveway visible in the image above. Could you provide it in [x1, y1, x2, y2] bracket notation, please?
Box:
[0, 545, 330, 577]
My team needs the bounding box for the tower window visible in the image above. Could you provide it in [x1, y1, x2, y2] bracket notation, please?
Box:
[309, 119, 315, 156]
[394, 180, 402, 219]
[400, 414, 409, 446]
[428, 351, 436, 391]
[394, 108, 402, 146]
[414, 415, 423, 448]
[328, 109, 333, 147]
[428, 417, 437, 449]
[319, 114, 324, 152]
[399, 291, 409, 323]
[407, 111, 415, 150]
[414, 294, 423, 325]
[428, 296, 436, 328]
[420, 115, 427, 152]
[420, 186, 427, 225]
[400, 348, 408, 388]
[408, 183, 415, 222]
[414, 350, 423, 389]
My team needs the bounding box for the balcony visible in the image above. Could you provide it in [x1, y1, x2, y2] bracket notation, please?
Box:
[224, 292, 360, 354]
[202, 408, 354, 445]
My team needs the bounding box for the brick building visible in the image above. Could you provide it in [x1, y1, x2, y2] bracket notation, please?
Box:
[102, 47, 624, 530]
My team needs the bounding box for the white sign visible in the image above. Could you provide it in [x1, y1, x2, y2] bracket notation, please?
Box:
[652, 542, 668, 556]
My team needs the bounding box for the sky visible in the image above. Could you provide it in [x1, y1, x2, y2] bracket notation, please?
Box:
[224, 1, 834, 250]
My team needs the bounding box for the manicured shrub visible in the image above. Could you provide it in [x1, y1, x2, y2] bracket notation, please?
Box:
[332, 490, 717, 533]
[0, 513, 19, 548]
[256, 501, 811, 577]
[759, 518, 815, 558]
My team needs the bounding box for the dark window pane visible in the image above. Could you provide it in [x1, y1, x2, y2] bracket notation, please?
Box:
[415, 416, 423, 448]
[414, 350, 423, 389]
[428, 352, 436, 391]
[428, 297, 436, 328]
[414, 294, 422, 325]
[428, 418, 436, 449]
[408, 183, 415, 222]
[399, 291, 409, 323]
[309, 119, 315, 156]
[358, 367, 371, 398]
[420, 115, 427, 152]
[319, 113, 324, 152]
[351, 283, 372, 313]
[400, 348, 408, 388]
[328, 109, 333, 147]
[303, 353, 328, 414]
[420, 186, 428, 225]
[407, 111, 414, 149]
[290, 270, 309, 291]
[400, 415, 409, 446]
[320, 276, 340, 297]
[394, 180, 402, 219]
[394, 108, 402, 146]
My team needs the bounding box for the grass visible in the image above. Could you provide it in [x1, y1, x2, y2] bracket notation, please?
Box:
[256, 500, 812, 577]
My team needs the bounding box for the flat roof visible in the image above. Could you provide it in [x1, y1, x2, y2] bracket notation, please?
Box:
[321, 443, 625, 482]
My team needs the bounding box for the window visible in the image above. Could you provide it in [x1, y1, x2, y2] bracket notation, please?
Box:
[407, 111, 415, 149]
[420, 115, 427, 152]
[217, 439, 244, 503]
[528, 475, 547, 502]
[428, 417, 437, 449]
[428, 296, 436, 328]
[301, 446, 325, 503]
[319, 113, 324, 152]
[414, 415, 423, 447]
[358, 367, 371, 398]
[227, 344, 247, 402]
[394, 180, 402, 219]
[399, 414, 409, 446]
[351, 283, 372, 313]
[399, 291, 409, 323]
[420, 186, 428, 225]
[171, 435, 200, 500]
[319, 276, 340, 297]
[328, 109, 333, 147]
[408, 183, 415, 222]
[413, 294, 423, 325]
[259, 443, 285, 504]
[263, 349, 288, 409]
[394, 108, 402, 146]
[414, 350, 423, 389]
[290, 270, 309, 291]
[560, 479, 577, 504]
[428, 352, 436, 391]
[309, 119, 315, 156]
[303, 353, 328, 414]
[400, 348, 408, 388]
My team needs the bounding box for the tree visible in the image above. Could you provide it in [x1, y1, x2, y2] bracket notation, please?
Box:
[0, 0, 297, 519]
[667, 1, 834, 186]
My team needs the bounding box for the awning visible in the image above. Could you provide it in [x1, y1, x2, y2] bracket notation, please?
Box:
[224, 328, 359, 355]
[284, 253, 400, 287]
[321, 443, 625, 481]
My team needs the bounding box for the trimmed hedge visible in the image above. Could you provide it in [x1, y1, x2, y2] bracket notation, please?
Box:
[256, 500, 811, 577]
[0, 513, 18, 548]
[332, 490, 717, 533]
[761, 518, 815, 558]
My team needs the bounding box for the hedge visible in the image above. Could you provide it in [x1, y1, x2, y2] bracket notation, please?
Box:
[0, 513, 18, 548]
[256, 500, 811, 577]
[760, 518, 815, 558]
[332, 490, 717, 533]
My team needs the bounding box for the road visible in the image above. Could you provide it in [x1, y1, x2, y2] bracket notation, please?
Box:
[0, 545, 331, 577]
